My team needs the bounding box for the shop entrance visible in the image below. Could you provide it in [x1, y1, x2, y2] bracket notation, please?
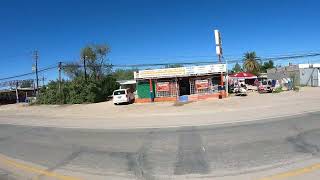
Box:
[179, 78, 190, 96]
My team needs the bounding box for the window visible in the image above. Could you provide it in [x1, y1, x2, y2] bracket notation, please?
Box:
[113, 90, 125, 95]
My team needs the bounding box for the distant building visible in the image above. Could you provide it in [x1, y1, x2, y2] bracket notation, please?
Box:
[0, 88, 35, 105]
[267, 64, 320, 87]
[299, 64, 320, 87]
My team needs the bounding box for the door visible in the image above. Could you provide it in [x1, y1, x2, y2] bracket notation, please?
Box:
[179, 78, 190, 96]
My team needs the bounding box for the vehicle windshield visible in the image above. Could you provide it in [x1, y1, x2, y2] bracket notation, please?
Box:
[113, 90, 125, 95]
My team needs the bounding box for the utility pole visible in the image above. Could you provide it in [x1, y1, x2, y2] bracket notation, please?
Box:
[82, 54, 87, 81]
[58, 62, 63, 104]
[15, 81, 19, 103]
[58, 62, 62, 94]
[33, 50, 39, 95]
[42, 76, 45, 87]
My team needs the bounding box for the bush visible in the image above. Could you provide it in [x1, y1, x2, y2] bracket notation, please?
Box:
[37, 76, 119, 104]
[272, 87, 283, 93]
[37, 81, 61, 104]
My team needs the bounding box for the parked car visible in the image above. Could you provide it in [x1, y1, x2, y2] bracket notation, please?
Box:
[258, 79, 273, 93]
[113, 89, 135, 105]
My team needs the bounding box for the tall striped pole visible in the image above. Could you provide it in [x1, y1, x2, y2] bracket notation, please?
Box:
[149, 79, 154, 102]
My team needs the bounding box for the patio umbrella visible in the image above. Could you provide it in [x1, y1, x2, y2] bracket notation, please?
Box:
[229, 72, 257, 79]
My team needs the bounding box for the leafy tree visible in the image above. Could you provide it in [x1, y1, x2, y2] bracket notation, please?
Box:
[62, 44, 111, 79]
[243, 51, 261, 75]
[231, 62, 242, 73]
[98, 75, 120, 99]
[260, 60, 275, 73]
[112, 69, 136, 81]
[81, 44, 111, 80]
[38, 44, 119, 104]
[63, 63, 82, 79]
[94, 44, 111, 76]
[165, 64, 183, 68]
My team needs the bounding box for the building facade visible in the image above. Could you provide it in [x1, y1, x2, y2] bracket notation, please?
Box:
[299, 64, 320, 87]
[134, 64, 227, 102]
[267, 65, 300, 85]
[267, 64, 320, 87]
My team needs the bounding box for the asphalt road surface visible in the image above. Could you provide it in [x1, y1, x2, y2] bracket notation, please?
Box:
[0, 111, 320, 179]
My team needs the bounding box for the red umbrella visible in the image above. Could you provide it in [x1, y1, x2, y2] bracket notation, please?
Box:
[229, 72, 257, 79]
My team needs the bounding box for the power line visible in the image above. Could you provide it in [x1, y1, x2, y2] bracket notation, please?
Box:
[108, 50, 320, 62]
[0, 65, 57, 82]
[109, 52, 320, 67]
[224, 52, 320, 64]
[1, 51, 320, 81]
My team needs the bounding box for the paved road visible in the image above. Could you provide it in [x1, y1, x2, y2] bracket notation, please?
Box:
[0, 111, 320, 179]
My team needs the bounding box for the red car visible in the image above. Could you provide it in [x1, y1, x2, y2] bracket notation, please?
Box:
[258, 79, 273, 93]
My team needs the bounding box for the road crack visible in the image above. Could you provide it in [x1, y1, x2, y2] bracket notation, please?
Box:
[287, 129, 320, 155]
[127, 131, 156, 180]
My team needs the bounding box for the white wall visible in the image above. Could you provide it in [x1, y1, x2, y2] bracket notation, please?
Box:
[300, 68, 320, 86]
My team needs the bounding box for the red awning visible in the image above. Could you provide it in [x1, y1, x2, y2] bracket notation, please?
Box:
[229, 72, 257, 79]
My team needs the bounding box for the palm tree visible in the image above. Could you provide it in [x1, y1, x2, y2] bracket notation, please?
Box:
[243, 52, 260, 75]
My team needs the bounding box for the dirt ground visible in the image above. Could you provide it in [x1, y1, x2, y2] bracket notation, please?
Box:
[0, 87, 319, 129]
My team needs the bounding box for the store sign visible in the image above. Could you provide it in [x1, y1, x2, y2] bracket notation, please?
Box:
[195, 79, 209, 89]
[156, 82, 170, 92]
[185, 64, 226, 75]
[136, 67, 185, 79]
[135, 64, 226, 79]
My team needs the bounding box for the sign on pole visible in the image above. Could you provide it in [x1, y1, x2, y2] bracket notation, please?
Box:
[32, 65, 36, 72]
[214, 30, 221, 45]
[214, 29, 222, 55]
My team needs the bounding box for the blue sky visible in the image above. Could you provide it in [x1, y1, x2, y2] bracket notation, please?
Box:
[1, 0, 320, 80]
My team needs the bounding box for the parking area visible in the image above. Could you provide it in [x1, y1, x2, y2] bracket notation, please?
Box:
[0, 87, 319, 129]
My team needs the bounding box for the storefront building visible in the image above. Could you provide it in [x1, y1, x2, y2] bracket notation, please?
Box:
[134, 64, 227, 103]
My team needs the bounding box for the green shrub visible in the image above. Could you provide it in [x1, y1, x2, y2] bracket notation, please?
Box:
[37, 75, 119, 104]
[272, 87, 283, 93]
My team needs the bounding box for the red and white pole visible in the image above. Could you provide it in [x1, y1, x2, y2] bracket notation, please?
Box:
[149, 79, 154, 102]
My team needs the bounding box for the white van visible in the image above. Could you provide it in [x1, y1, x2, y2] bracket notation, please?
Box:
[113, 89, 135, 105]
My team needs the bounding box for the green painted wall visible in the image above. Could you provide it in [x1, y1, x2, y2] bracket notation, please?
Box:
[137, 81, 155, 98]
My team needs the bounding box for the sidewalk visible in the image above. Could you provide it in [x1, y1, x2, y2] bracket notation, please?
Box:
[0, 87, 319, 129]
